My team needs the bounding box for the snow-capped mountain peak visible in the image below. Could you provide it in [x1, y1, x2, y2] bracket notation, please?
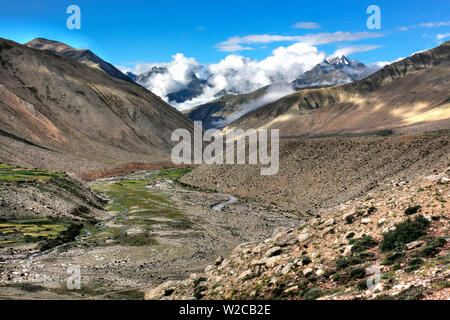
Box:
[326, 55, 354, 67]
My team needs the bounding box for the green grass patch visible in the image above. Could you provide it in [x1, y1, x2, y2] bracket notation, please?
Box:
[0, 164, 67, 182]
[90, 173, 192, 245]
[156, 167, 194, 180]
[0, 217, 75, 248]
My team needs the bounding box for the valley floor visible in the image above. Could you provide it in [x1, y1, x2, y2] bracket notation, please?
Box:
[0, 169, 302, 299]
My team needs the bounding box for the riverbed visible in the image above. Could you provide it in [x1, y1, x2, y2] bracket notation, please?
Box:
[0, 169, 302, 299]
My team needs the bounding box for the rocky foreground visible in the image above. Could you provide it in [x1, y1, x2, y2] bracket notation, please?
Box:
[146, 171, 449, 300]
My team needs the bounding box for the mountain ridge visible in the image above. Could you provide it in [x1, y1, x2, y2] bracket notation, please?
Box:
[226, 41, 450, 137]
[25, 38, 135, 84]
[0, 37, 193, 175]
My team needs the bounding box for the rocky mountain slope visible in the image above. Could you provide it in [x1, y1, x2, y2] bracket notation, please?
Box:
[147, 170, 449, 300]
[227, 41, 450, 137]
[291, 55, 370, 90]
[0, 38, 193, 174]
[25, 38, 134, 84]
[0, 163, 103, 221]
[181, 134, 450, 214]
[184, 85, 271, 129]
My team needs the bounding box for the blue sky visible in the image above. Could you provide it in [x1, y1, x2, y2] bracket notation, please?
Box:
[1, 0, 449, 66]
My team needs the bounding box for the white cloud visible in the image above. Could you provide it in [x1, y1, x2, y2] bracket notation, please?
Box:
[330, 45, 383, 58]
[121, 32, 388, 111]
[123, 54, 203, 100]
[437, 33, 450, 40]
[211, 84, 295, 127]
[368, 57, 404, 69]
[293, 22, 321, 29]
[123, 42, 326, 111]
[419, 21, 450, 28]
[399, 20, 450, 31]
[215, 31, 384, 52]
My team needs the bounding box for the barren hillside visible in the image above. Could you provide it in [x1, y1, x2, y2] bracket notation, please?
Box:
[25, 38, 135, 84]
[181, 134, 450, 213]
[0, 38, 193, 174]
[227, 41, 450, 137]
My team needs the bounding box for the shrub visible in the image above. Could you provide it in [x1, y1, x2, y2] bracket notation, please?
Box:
[382, 252, 405, 266]
[194, 285, 207, 299]
[346, 232, 355, 240]
[336, 255, 364, 270]
[194, 277, 207, 288]
[393, 263, 402, 271]
[357, 280, 368, 290]
[420, 237, 446, 257]
[376, 286, 424, 300]
[380, 216, 430, 252]
[350, 236, 378, 253]
[346, 215, 355, 224]
[333, 266, 366, 284]
[301, 255, 312, 265]
[405, 205, 421, 216]
[349, 267, 366, 280]
[405, 258, 424, 273]
[302, 287, 324, 300]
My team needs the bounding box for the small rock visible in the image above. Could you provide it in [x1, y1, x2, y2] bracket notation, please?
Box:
[377, 218, 386, 226]
[297, 233, 310, 242]
[204, 265, 213, 273]
[281, 263, 293, 275]
[324, 218, 335, 226]
[406, 240, 426, 250]
[284, 286, 299, 295]
[264, 256, 282, 268]
[373, 282, 383, 292]
[361, 218, 372, 224]
[215, 256, 224, 266]
[238, 270, 253, 280]
[321, 226, 335, 236]
[265, 246, 282, 258]
[303, 268, 313, 276]
[189, 273, 198, 280]
[343, 245, 353, 256]
[315, 269, 324, 277]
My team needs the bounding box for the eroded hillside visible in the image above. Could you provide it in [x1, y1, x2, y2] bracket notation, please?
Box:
[181, 134, 450, 213]
[227, 41, 450, 137]
[0, 38, 193, 173]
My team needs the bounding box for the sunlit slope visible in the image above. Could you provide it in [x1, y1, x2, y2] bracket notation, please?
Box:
[227, 41, 450, 136]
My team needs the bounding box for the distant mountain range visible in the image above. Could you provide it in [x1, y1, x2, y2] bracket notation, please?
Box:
[184, 56, 373, 129]
[25, 38, 135, 84]
[291, 55, 371, 90]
